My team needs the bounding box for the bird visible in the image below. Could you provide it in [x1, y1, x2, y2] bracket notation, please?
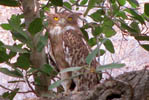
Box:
[47, 12, 100, 94]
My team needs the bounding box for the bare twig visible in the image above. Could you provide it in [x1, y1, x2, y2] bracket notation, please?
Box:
[25, 72, 37, 95]
[0, 84, 32, 94]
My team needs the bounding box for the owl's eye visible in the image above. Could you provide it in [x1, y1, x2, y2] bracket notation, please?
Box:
[54, 17, 59, 21]
[68, 17, 72, 21]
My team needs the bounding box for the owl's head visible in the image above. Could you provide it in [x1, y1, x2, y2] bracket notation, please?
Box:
[47, 12, 81, 27]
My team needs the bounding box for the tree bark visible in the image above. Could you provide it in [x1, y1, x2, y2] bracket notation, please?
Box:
[24, 69, 149, 100]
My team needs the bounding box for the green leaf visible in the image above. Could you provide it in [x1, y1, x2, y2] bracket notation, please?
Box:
[103, 17, 114, 27]
[120, 21, 138, 34]
[28, 18, 43, 36]
[117, 0, 126, 6]
[1, 24, 12, 30]
[51, 0, 63, 6]
[127, 0, 139, 8]
[70, 0, 75, 4]
[90, 9, 104, 22]
[60, 67, 82, 74]
[80, 0, 88, 5]
[0, 51, 9, 63]
[48, 80, 64, 90]
[0, 41, 9, 63]
[64, 2, 72, 9]
[80, 28, 89, 41]
[0, 68, 23, 78]
[103, 39, 115, 53]
[99, 49, 105, 56]
[144, 3, 149, 17]
[130, 21, 140, 34]
[141, 44, 149, 51]
[96, 63, 125, 72]
[8, 51, 17, 59]
[15, 53, 30, 70]
[110, 0, 116, 3]
[86, 47, 99, 65]
[2, 45, 28, 53]
[9, 15, 29, 40]
[111, 3, 119, 15]
[11, 31, 28, 44]
[135, 36, 149, 41]
[40, 64, 57, 76]
[103, 26, 116, 37]
[37, 34, 48, 52]
[125, 8, 145, 24]
[84, 0, 96, 16]
[116, 11, 127, 19]
[88, 37, 96, 47]
[2, 88, 19, 100]
[0, 0, 20, 7]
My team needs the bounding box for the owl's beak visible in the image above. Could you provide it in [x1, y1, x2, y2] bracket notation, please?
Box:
[59, 18, 65, 25]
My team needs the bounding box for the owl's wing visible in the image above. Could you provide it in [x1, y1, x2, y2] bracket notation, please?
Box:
[46, 39, 60, 72]
[62, 29, 91, 67]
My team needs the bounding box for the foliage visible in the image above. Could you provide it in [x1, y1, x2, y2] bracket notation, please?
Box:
[0, 0, 149, 99]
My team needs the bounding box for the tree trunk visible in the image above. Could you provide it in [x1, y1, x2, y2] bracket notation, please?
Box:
[21, 0, 51, 96]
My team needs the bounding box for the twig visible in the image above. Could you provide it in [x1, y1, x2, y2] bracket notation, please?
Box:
[25, 72, 37, 95]
[0, 84, 32, 94]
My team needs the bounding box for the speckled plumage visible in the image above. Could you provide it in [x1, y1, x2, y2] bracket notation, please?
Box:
[47, 12, 100, 93]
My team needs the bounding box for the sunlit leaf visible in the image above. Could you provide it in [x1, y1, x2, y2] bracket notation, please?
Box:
[48, 80, 64, 90]
[96, 63, 125, 72]
[86, 47, 99, 64]
[60, 67, 82, 74]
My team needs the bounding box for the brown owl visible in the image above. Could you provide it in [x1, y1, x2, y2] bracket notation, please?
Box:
[47, 12, 100, 93]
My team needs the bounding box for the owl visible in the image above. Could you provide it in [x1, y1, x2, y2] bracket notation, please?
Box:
[47, 12, 100, 93]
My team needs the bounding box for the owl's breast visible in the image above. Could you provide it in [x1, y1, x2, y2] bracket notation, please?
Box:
[49, 25, 62, 35]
